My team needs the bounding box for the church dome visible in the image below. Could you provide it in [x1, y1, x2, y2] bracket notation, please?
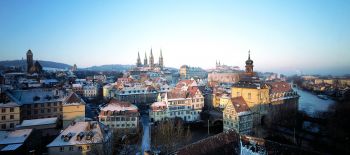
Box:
[245, 50, 253, 65]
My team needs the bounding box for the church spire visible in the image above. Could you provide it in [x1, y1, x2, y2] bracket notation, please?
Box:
[136, 51, 142, 67]
[248, 49, 251, 60]
[144, 52, 148, 66]
[150, 48, 154, 68]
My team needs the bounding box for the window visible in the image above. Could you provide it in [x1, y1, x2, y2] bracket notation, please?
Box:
[1, 124, 5, 129]
[34, 104, 38, 108]
[10, 108, 14, 112]
[41, 109, 44, 113]
[60, 147, 64, 152]
[78, 146, 82, 151]
[47, 103, 51, 107]
[1, 108, 5, 113]
[10, 123, 14, 128]
[47, 109, 51, 113]
[1, 116, 5, 120]
[54, 108, 57, 112]
[54, 102, 57, 106]
[69, 146, 74, 151]
[86, 146, 90, 150]
[41, 104, 44, 107]
[10, 115, 14, 119]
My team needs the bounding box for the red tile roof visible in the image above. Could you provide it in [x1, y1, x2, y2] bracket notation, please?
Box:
[231, 96, 250, 113]
[266, 81, 292, 94]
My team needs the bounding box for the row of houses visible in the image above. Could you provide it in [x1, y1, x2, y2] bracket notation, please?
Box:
[1, 89, 86, 130]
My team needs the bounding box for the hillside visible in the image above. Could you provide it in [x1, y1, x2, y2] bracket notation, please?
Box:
[0, 60, 71, 69]
[84, 64, 134, 71]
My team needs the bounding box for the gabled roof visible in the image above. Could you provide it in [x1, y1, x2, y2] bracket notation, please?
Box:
[64, 93, 84, 104]
[230, 96, 250, 113]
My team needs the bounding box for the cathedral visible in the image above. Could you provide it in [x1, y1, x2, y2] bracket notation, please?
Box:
[136, 48, 164, 70]
[26, 49, 43, 74]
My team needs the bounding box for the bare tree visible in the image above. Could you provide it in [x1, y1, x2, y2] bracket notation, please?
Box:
[85, 130, 113, 155]
[152, 119, 191, 154]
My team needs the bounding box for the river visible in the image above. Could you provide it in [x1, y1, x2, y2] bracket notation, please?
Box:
[294, 87, 335, 116]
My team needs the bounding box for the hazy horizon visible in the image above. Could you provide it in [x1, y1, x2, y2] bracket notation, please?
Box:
[1, 0, 349, 76]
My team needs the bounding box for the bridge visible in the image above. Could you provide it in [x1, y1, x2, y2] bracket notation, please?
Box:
[202, 109, 223, 126]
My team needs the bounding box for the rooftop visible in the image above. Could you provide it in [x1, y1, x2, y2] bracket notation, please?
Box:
[231, 96, 251, 114]
[100, 98, 138, 113]
[64, 93, 85, 105]
[47, 121, 111, 147]
[0, 102, 20, 108]
[19, 117, 57, 127]
[6, 89, 67, 105]
[266, 81, 292, 94]
[0, 129, 33, 145]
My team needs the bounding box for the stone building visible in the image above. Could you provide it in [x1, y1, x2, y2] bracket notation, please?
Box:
[223, 96, 254, 135]
[47, 120, 113, 155]
[0, 102, 20, 130]
[98, 99, 139, 132]
[26, 49, 43, 74]
[149, 79, 204, 122]
[5, 89, 85, 128]
[231, 50, 299, 127]
[179, 65, 207, 80]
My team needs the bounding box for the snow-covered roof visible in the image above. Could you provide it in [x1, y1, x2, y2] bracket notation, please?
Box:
[47, 121, 111, 147]
[151, 101, 167, 107]
[6, 89, 67, 105]
[0, 129, 33, 145]
[1, 143, 23, 151]
[72, 83, 82, 88]
[101, 100, 138, 112]
[19, 117, 57, 127]
[0, 102, 20, 108]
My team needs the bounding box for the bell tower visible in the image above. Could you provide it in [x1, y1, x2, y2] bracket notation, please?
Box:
[26, 49, 33, 73]
[245, 50, 254, 76]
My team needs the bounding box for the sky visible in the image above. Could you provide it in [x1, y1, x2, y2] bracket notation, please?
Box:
[0, 0, 349, 75]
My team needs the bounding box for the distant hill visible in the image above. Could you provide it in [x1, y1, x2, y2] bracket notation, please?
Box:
[84, 64, 134, 71]
[0, 60, 71, 69]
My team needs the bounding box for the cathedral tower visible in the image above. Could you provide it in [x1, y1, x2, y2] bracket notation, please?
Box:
[136, 52, 142, 67]
[144, 52, 148, 66]
[149, 48, 154, 68]
[159, 49, 164, 69]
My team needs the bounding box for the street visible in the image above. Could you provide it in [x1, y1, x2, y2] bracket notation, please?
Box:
[141, 114, 151, 153]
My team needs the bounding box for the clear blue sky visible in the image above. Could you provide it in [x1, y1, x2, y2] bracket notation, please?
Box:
[0, 0, 349, 75]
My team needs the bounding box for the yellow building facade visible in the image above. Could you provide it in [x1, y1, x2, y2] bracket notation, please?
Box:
[0, 102, 21, 130]
[62, 93, 86, 128]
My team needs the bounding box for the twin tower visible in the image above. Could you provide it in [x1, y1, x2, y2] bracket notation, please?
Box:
[136, 48, 163, 69]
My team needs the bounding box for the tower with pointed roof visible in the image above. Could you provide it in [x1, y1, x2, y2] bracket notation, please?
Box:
[149, 48, 154, 68]
[136, 52, 142, 67]
[144, 52, 148, 66]
[26, 49, 33, 73]
[245, 50, 254, 76]
[159, 49, 164, 70]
